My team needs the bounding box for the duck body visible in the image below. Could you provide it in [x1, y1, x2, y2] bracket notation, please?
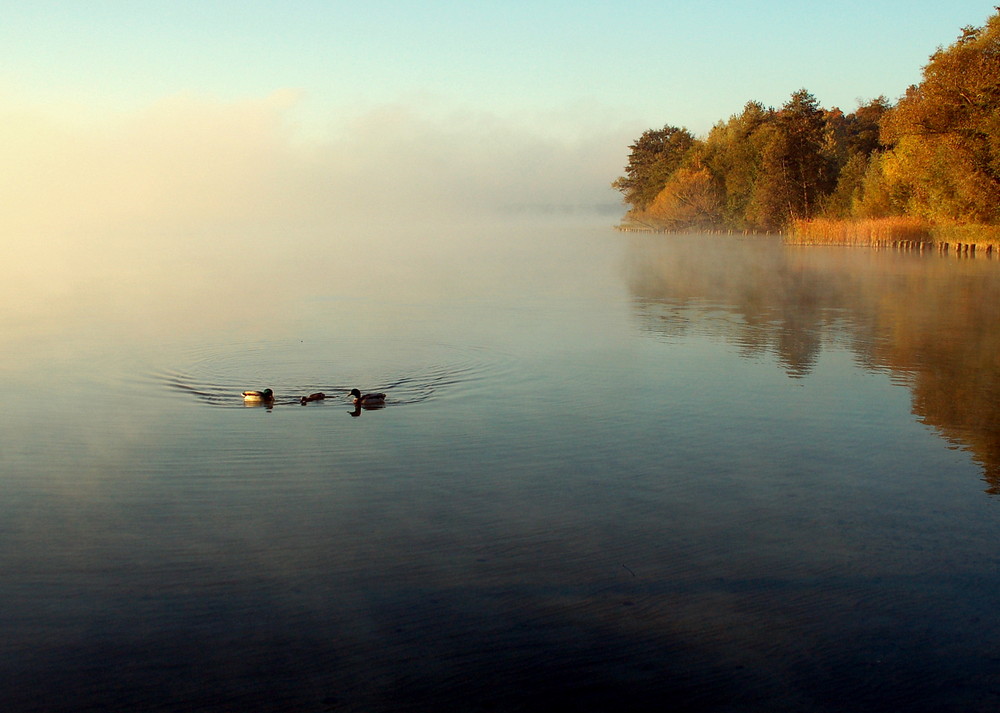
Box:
[300, 392, 326, 404]
[243, 388, 275, 403]
[349, 388, 386, 406]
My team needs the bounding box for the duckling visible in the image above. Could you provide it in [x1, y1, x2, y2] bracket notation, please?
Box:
[349, 388, 386, 406]
[300, 392, 326, 405]
[242, 388, 275, 404]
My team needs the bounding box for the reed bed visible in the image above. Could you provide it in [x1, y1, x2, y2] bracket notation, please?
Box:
[930, 223, 1000, 246]
[789, 218, 1000, 256]
[788, 217, 932, 247]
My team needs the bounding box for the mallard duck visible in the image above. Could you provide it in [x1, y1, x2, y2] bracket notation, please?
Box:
[349, 388, 385, 406]
[242, 388, 275, 403]
[300, 392, 326, 404]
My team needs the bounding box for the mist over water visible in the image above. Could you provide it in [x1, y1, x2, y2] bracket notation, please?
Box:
[4, 96, 1000, 712]
[1, 92, 629, 371]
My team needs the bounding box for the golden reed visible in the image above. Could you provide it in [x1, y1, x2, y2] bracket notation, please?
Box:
[789, 218, 1000, 255]
[787, 217, 932, 246]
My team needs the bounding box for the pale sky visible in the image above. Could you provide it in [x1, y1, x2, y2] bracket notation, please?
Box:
[1, 1, 995, 216]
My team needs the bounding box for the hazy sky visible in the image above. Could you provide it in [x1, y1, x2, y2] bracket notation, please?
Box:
[1, 1, 995, 219]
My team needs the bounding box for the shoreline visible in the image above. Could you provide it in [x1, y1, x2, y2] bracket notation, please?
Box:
[616, 218, 1000, 257]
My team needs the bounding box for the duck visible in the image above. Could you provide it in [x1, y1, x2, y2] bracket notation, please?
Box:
[242, 388, 275, 404]
[349, 388, 386, 406]
[300, 392, 326, 404]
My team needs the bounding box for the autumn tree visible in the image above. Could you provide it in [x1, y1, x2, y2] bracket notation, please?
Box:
[750, 90, 836, 228]
[702, 101, 774, 228]
[823, 97, 893, 217]
[613, 125, 696, 210]
[880, 10, 1000, 222]
[854, 151, 910, 218]
[638, 160, 723, 229]
[846, 96, 891, 157]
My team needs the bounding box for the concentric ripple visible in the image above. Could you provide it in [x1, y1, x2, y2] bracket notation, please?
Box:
[149, 336, 516, 408]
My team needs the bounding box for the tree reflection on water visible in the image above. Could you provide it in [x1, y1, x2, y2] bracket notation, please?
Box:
[625, 234, 1000, 492]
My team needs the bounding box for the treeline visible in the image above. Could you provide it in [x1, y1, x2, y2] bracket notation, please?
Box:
[614, 9, 1000, 233]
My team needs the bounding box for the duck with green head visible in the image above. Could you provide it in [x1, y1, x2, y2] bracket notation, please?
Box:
[242, 388, 275, 404]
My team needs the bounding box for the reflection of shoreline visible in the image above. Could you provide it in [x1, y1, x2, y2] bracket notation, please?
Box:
[625, 234, 1000, 492]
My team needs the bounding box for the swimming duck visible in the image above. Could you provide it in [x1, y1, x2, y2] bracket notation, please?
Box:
[300, 392, 326, 404]
[242, 388, 275, 403]
[349, 388, 386, 406]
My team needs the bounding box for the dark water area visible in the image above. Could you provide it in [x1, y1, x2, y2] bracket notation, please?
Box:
[2, 221, 999, 712]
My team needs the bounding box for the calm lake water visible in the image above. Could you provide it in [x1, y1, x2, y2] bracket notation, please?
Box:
[3, 217, 999, 712]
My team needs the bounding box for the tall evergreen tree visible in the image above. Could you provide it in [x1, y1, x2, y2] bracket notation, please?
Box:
[748, 90, 835, 229]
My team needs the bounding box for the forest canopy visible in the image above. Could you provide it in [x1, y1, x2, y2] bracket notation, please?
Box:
[614, 8, 1000, 232]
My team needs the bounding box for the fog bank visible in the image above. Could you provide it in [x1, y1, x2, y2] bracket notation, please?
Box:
[2, 91, 627, 238]
[1, 91, 629, 357]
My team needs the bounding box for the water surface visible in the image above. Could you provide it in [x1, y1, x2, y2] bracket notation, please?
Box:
[3, 221, 999, 712]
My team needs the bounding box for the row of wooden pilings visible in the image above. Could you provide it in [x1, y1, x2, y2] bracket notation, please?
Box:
[941, 242, 993, 255]
[615, 226, 774, 237]
[870, 240, 996, 256]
